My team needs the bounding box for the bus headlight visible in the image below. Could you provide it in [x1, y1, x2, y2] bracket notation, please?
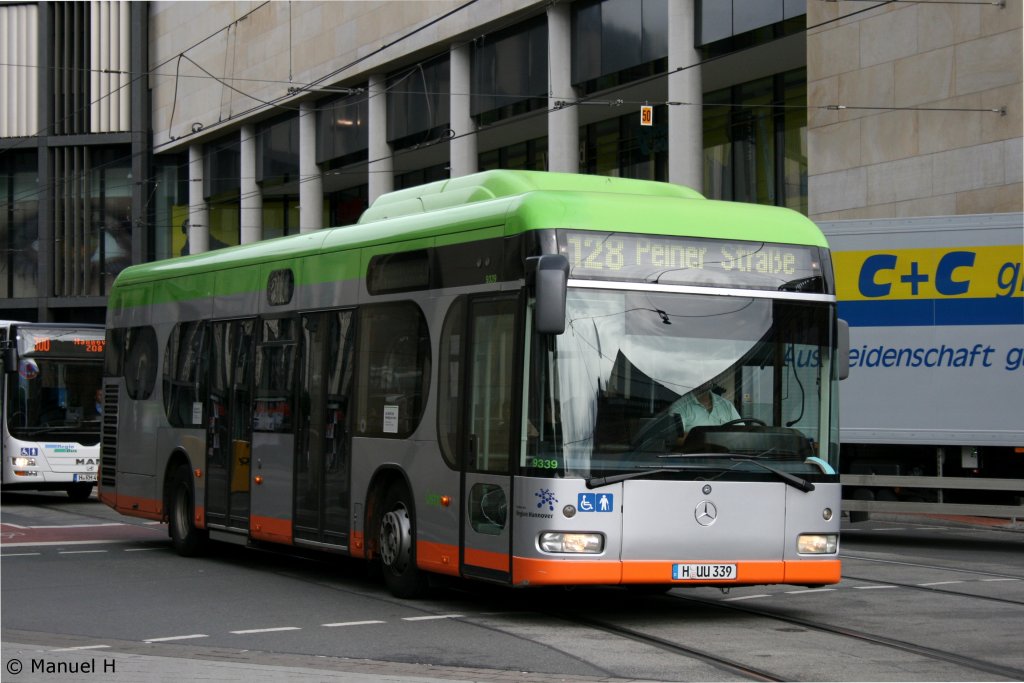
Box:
[539, 532, 604, 554]
[797, 534, 838, 554]
[13, 456, 36, 467]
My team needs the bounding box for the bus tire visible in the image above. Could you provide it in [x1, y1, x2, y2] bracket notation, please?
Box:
[66, 483, 94, 502]
[378, 483, 428, 599]
[169, 464, 207, 557]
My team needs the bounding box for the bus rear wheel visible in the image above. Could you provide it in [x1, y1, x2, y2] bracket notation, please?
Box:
[66, 483, 94, 502]
[169, 464, 207, 557]
[378, 483, 428, 599]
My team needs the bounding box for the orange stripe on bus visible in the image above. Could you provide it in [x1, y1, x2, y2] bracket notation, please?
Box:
[513, 557, 622, 585]
[350, 531, 366, 558]
[785, 559, 841, 584]
[111, 494, 163, 521]
[417, 541, 460, 576]
[250, 515, 292, 544]
[512, 558, 842, 587]
[463, 546, 510, 574]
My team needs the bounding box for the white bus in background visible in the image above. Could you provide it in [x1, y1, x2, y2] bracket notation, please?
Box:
[1, 321, 106, 501]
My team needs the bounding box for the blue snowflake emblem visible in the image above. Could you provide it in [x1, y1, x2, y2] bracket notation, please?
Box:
[535, 488, 558, 511]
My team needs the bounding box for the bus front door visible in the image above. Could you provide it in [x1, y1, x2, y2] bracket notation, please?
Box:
[205, 319, 255, 532]
[460, 296, 518, 583]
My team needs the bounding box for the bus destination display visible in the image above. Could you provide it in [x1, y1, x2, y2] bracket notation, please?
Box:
[559, 230, 823, 291]
[18, 328, 106, 356]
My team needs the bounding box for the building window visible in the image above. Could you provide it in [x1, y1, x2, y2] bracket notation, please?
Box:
[702, 68, 806, 213]
[394, 164, 449, 191]
[471, 16, 548, 125]
[317, 88, 369, 168]
[479, 137, 548, 171]
[262, 197, 300, 240]
[326, 185, 368, 228]
[1, 150, 39, 298]
[387, 54, 450, 150]
[581, 107, 667, 181]
[572, 0, 668, 94]
[204, 137, 240, 250]
[257, 115, 299, 186]
[152, 153, 188, 260]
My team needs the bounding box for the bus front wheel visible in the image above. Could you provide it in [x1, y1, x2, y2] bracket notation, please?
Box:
[169, 464, 207, 556]
[378, 483, 428, 599]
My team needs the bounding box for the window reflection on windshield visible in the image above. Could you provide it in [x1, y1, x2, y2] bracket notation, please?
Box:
[524, 289, 838, 481]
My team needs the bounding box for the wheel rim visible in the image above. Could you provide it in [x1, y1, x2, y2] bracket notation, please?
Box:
[379, 504, 412, 573]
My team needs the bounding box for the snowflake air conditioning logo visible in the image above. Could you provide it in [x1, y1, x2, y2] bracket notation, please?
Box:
[535, 488, 558, 512]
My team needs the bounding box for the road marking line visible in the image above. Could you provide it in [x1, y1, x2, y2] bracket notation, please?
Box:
[401, 614, 464, 621]
[853, 585, 897, 590]
[59, 550, 108, 554]
[144, 634, 209, 642]
[785, 588, 837, 595]
[870, 527, 906, 531]
[981, 578, 1020, 582]
[50, 645, 111, 652]
[229, 627, 301, 634]
[124, 547, 162, 552]
[322, 620, 386, 628]
[723, 594, 770, 601]
[0, 552, 42, 557]
[0, 528, 126, 532]
[918, 581, 963, 586]
[3, 539, 141, 548]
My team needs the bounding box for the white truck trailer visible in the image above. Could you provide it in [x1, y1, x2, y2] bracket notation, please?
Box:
[819, 213, 1023, 521]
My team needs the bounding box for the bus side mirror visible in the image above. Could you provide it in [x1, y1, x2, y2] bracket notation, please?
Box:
[2, 348, 16, 373]
[527, 254, 569, 335]
[837, 319, 850, 380]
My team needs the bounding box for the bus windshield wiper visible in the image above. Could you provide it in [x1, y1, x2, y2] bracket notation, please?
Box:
[660, 452, 815, 492]
[585, 465, 696, 489]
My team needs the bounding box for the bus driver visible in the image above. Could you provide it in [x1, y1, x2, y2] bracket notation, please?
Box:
[668, 381, 740, 436]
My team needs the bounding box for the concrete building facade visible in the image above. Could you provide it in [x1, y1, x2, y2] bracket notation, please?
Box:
[1, 0, 1020, 322]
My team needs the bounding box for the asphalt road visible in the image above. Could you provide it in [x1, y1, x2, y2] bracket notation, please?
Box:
[2, 490, 1022, 682]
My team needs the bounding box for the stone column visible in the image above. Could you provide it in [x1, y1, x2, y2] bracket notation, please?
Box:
[239, 124, 262, 244]
[368, 74, 393, 202]
[450, 42, 477, 177]
[299, 101, 323, 233]
[547, 2, 578, 174]
[668, 0, 703, 191]
[188, 144, 209, 254]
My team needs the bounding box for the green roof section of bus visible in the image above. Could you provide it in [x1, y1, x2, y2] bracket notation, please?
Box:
[108, 170, 827, 306]
[357, 170, 706, 222]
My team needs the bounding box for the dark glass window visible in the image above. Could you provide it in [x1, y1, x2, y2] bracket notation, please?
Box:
[471, 16, 547, 124]
[123, 326, 158, 400]
[478, 137, 548, 172]
[355, 302, 430, 438]
[0, 150, 39, 298]
[702, 68, 806, 213]
[151, 153, 189, 260]
[254, 318, 297, 433]
[386, 54, 450, 149]
[163, 321, 208, 428]
[317, 87, 369, 166]
[204, 137, 240, 250]
[394, 163, 449, 191]
[326, 184, 368, 227]
[571, 0, 668, 92]
[257, 115, 299, 185]
[581, 106, 668, 181]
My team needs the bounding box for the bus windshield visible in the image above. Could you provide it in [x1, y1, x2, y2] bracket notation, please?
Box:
[5, 358, 103, 440]
[523, 288, 839, 482]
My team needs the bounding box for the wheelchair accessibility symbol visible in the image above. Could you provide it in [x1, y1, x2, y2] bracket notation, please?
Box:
[577, 493, 614, 513]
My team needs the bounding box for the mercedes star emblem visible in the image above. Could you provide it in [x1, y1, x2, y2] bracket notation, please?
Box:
[695, 500, 718, 526]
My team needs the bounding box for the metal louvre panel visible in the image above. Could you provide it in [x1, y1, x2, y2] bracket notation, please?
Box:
[0, 4, 39, 138]
[89, 0, 130, 133]
[100, 384, 120, 488]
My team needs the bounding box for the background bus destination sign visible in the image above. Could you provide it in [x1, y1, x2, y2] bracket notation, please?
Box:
[559, 230, 824, 291]
[19, 328, 106, 355]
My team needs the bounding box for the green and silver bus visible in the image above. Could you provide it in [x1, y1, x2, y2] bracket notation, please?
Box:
[101, 171, 845, 597]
